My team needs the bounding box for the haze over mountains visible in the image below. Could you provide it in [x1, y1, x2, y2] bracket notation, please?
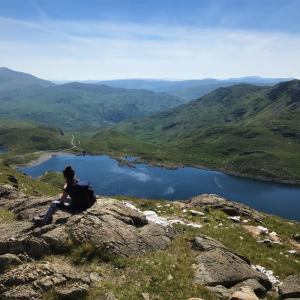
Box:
[0, 67, 294, 130]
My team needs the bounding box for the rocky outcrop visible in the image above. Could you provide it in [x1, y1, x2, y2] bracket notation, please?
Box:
[0, 254, 22, 269]
[279, 275, 300, 299]
[0, 261, 100, 299]
[67, 199, 181, 257]
[191, 235, 272, 299]
[0, 184, 181, 258]
[186, 194, 262, 222]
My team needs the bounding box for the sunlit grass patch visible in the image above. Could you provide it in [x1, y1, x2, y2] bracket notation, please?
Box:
[0, 209, 16, 226]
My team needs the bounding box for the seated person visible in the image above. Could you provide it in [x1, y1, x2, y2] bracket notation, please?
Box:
[33, 165, 96, 226]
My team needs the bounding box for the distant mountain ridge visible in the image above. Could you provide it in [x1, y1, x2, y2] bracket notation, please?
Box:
[0, 67, 55, 92]
[94, 77, 293, 93]
[0, 81, 185, 130]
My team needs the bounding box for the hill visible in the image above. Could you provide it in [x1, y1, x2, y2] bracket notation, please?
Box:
[0, 123, 73, 166]
[95, 77, 292, 93]
[0, 67, 55, 92]
[167, 81, 279, 101]
[92, 80, 300, 182]
[0, 82, 185, 130]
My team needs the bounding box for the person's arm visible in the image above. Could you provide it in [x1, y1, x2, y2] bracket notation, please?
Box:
[60, 183, 68, 202]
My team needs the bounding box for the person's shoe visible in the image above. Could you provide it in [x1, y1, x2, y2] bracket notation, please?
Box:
[32, 216, 44, 226]
[38, 214, 53, 224]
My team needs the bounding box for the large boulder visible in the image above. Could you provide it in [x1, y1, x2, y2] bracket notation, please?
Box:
[0, 254, 22, 268]
[67, 199, 181, 257]
[279, 275, 300, 299]
[191, 235, 272, 290]
[0, 262, 95, 299]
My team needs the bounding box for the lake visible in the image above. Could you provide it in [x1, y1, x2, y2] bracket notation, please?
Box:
[17, 155, 300, 221]
[0, 149, 7, 154]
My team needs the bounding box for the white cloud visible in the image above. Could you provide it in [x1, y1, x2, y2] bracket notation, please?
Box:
[0, 17, 299, 80]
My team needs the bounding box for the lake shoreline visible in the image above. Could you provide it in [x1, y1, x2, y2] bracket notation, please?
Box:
[12, 151, 76, 169]
[83, 152, 300, 186]
[15, 150, 300, 186]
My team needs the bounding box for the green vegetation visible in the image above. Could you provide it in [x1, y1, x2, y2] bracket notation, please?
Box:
[82, 128, 158, 159]
[0, 209, 16, 225]
[0, 82, 184, 130]
[0, 161, 61, 196]
[0, 67, 54, 92]
[0, 117, 42, 129]
[39, 170, 65, 189]
[101, 81, 300, 182]
[40, 195, 300, 300]
[0, 124, 73, 166]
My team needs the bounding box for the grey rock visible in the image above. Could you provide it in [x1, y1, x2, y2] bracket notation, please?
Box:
[56, 284, 89, 299]
[279, 275, 300, 299]
[0, 262, 92, 299]
[41, 226, 69, 247]
[190, 210, 205, 216]
[294, 234, 300, 241]
[253, 217, 262, 224]
[90, 272, 101, 283]
[215, 204, 224, 209]
[192, 235, 271, 290]
[207, 285, 233, 300]
[230, 286, 259, 300]
[241, 211, 251, 217]
[142, 292, 150, 300]
[258, 239, 272, 244]
[0, 254, 22, 267]
[68, 200, 180, 257]
[1, 284, 38, 300]
[223, 207, 239, 216]
[98, 292, 119, 300]
[231, 279, 267, 297]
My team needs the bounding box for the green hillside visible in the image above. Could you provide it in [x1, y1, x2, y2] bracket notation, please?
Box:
[0, 67, 54, 92]
[114, 81, 300, 144]
[0, 161, 60, 196]
[0, 125, 73, 166]
[95, 80, 300, 182]
[0, 82, 185, 130]
[0, 118, 42, 129]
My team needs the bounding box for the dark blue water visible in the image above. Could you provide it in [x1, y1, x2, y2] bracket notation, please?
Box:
[0, 149, 7, 154]
[17, 155, 300, 221]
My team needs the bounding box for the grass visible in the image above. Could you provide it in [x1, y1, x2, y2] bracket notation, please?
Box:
[0, 209, 16, 226]
[37, 195, 299, 300]
[39, 170, 65, 189]
[0, 161, 61, 196]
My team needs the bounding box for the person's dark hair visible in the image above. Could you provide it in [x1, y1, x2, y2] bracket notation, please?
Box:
[63, 165, 76, 182]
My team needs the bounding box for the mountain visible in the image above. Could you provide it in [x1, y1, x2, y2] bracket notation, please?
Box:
[0, 82, 185, 130]
[106, 80, 300, 182]
[166, 81, 273, 101]
[0, 67, 55, 92]
[114, 80, 300, 144]
[95, 77, 292, 93]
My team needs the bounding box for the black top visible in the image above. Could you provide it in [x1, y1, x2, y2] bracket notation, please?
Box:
[63, 180, 78, 205]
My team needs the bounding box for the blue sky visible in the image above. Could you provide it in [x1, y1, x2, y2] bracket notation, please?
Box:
[0, 0, 300, 80]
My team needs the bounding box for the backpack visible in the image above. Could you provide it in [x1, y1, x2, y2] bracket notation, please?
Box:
[70, 179, 96, 210]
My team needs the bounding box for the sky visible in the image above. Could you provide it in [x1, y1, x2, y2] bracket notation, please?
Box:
[0, 0, 300, 80]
